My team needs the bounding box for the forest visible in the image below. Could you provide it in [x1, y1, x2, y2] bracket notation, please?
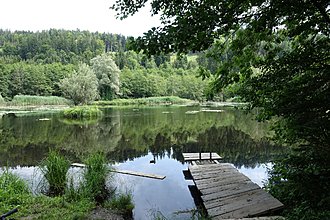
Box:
[0, 29, 223, 104]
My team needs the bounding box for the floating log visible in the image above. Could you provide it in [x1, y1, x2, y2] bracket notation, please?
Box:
[71, 163, 166, 180]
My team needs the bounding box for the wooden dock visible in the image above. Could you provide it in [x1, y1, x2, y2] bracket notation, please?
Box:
[182, 152, 222, 161]
[183, 153, 284, 219]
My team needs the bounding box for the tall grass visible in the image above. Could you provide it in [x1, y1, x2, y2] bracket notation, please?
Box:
[10, 95, 71, 106]
[82, 153, 111, 204]
[0, 170, 30, 213]
[93, 96, 195, 106]
[39, 151, 70, 196]
[107, 194, 134, 218]
[62, 106, 103, 119]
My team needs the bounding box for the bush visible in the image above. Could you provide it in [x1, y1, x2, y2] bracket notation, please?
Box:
[62, 106, 103, 119]
[108, 194, 134, 218]
[39, 151, 70, 196]
[82, 153, 111, 204]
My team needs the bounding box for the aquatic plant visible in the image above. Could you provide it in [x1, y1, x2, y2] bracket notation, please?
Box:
[62, 106, 103, 119]
[82, 153, 111, 204]
[39, 150, 70, 196]
[107, 194, 134, 218]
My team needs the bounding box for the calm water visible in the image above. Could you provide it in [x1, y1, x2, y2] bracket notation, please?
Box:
[0, 106, 284, 219]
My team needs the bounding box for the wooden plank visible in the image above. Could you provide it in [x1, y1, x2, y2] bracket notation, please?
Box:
[200, 181, 259, 196]
[204, 188, 263, 210]
[191, 169, 240, 180]
[190, 165, 237, 174]
[208, 190, 283, 218]
[215, 196, 284, 219]
[195, 173, 250, 187]
[71, 163, 166, 180]
[205, 188, 268, 213]
[196, 178, 250, 191]
[202, 183, 260, 202]
[183, 153, 222, 161]
[189, 163, 234, 171]
[113, 169, 166, 180]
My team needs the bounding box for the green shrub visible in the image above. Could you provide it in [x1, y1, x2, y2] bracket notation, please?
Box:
[63, 106, 103, 119]
[82, 153, 111, 204]
[10, 95, 71, 106]
[39, 151, 70, 196]
[108, 194, 134, 218]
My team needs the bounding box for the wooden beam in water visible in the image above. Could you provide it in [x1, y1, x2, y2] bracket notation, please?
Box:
[71, 163, 166, 180]
[113, 169, 165, 180]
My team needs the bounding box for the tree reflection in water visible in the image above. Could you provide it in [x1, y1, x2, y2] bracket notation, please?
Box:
[0, 106, 286, 168]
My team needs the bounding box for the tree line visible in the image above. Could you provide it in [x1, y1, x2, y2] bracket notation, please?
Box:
[0, 29, 223, 104]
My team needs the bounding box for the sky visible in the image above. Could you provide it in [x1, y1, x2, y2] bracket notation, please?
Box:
[0, 0, 161, 37]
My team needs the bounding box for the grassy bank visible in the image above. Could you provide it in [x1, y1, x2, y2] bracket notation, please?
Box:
[0, 152, 133, 219]
[93, 96, 196, 106]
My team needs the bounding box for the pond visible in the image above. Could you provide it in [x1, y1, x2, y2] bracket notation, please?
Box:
[0, 106, 285, 219]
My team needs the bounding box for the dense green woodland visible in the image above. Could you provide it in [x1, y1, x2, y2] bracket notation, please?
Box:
[0, 29, 126, 64]
[0, 29, 218, 103]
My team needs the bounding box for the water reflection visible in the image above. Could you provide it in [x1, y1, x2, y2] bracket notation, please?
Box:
[0, 106, 286, 219]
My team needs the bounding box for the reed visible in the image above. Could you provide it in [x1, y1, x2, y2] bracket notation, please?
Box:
[108, 194, 134, 218]
[10, 95, 71, 106]
[82, 153, 111, 204]
[39, 150, 70, 196]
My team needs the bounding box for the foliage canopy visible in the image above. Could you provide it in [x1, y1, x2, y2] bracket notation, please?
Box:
[59, 63, 99, 105]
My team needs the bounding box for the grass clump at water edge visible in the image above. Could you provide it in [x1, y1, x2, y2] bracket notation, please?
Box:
[62, 106, 103, 119]
[82, 152, 112, 204]
[39, 150, 70, 196]
[107, 193, 134, 219]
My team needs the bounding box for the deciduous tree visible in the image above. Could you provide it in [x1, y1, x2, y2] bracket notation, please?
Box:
[59, 63, 99, 105]
[91, 53, 120, 100]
